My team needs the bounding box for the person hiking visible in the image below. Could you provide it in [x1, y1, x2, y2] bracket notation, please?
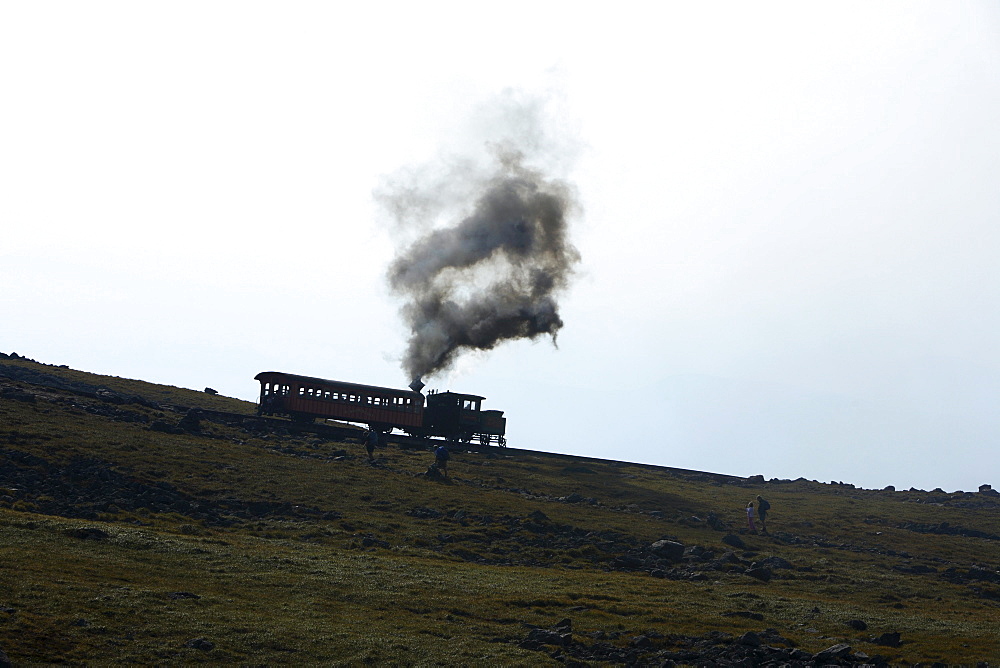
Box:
[756, 495, 770, 534]
[434, 445, 450, 478]
[746, 501, 756, 533]
[365, 429, 379, 462]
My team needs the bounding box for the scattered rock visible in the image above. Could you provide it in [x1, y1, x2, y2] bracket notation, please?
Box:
[0, 387, 35, 403]
[149, 420, 184, 435]
[813, 643, 853, 661]
[722, 534, 746, 549]
[872, 631, 901, 647]
[754, 556, 792, 570]
[744, 566, 772, 582]
[522, 628, 570, 647]
[360, 536, 390, 549]
[408, 506, 443, 519]
[177, 409, 203, 432]
[649, 539, 685, 561]
[185, 638, 215, 651]
[847, 619, 868, 631]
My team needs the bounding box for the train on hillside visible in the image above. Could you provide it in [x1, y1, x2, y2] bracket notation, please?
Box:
[254, 371, 507, 446]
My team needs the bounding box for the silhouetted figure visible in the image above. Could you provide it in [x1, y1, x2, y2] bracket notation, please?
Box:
[365, 429, 379, 462]
[756, 495, 770, 534]
[434, 445, 450, 477]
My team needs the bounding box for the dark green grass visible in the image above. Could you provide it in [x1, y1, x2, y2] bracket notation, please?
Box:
[1, 360, 998, 663]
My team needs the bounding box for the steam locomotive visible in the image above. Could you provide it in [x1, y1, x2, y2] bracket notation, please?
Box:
[254, 371, 507, 446]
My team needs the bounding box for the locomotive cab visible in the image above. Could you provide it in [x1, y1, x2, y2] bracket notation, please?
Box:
[423, 391, 482, 441]
[421, 391, 506, 445]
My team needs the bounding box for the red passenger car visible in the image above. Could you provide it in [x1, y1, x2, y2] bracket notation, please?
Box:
[254, 371, 424, 432]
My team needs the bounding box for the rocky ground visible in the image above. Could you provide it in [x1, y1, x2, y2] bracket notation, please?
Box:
[2, 357, 999, 665]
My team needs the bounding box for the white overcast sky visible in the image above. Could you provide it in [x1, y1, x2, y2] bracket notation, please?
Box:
[3, 2, 999, 492]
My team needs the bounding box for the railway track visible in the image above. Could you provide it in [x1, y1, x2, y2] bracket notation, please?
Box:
[195, 408, 746, 483]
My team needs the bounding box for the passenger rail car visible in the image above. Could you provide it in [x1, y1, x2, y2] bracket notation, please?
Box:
[254, 371, 506, 446]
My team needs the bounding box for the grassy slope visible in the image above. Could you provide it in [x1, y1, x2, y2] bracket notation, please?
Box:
[1, 358, 998, 664]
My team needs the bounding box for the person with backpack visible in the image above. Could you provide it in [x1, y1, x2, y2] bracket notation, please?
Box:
[756, 495, 770, 534]
[434, 445, 450, 478]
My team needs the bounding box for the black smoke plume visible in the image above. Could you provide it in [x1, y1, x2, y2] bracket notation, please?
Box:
[381, 131, 581, 383]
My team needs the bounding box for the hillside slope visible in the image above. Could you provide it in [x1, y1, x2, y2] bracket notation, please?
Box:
[1, 355, 998, 665]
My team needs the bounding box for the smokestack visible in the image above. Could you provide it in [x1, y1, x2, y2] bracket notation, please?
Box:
[408, 378, 425, 393]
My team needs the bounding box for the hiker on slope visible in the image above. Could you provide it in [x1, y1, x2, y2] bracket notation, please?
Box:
[756, 495, 770, 534]
[434, 445, 450, 478]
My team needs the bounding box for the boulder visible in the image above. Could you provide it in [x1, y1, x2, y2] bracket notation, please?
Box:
[524, 628, 569, 647]
[745, 566, 772, 582]
[185, 638, 215, 651]
[722, 534, 746, 549]
[649, 539, 685, 561]
[813, 643, 853, 662]
[755, 555, 793, 570]
[178, 409, 203, 432]
[872, 631, 901, 647]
